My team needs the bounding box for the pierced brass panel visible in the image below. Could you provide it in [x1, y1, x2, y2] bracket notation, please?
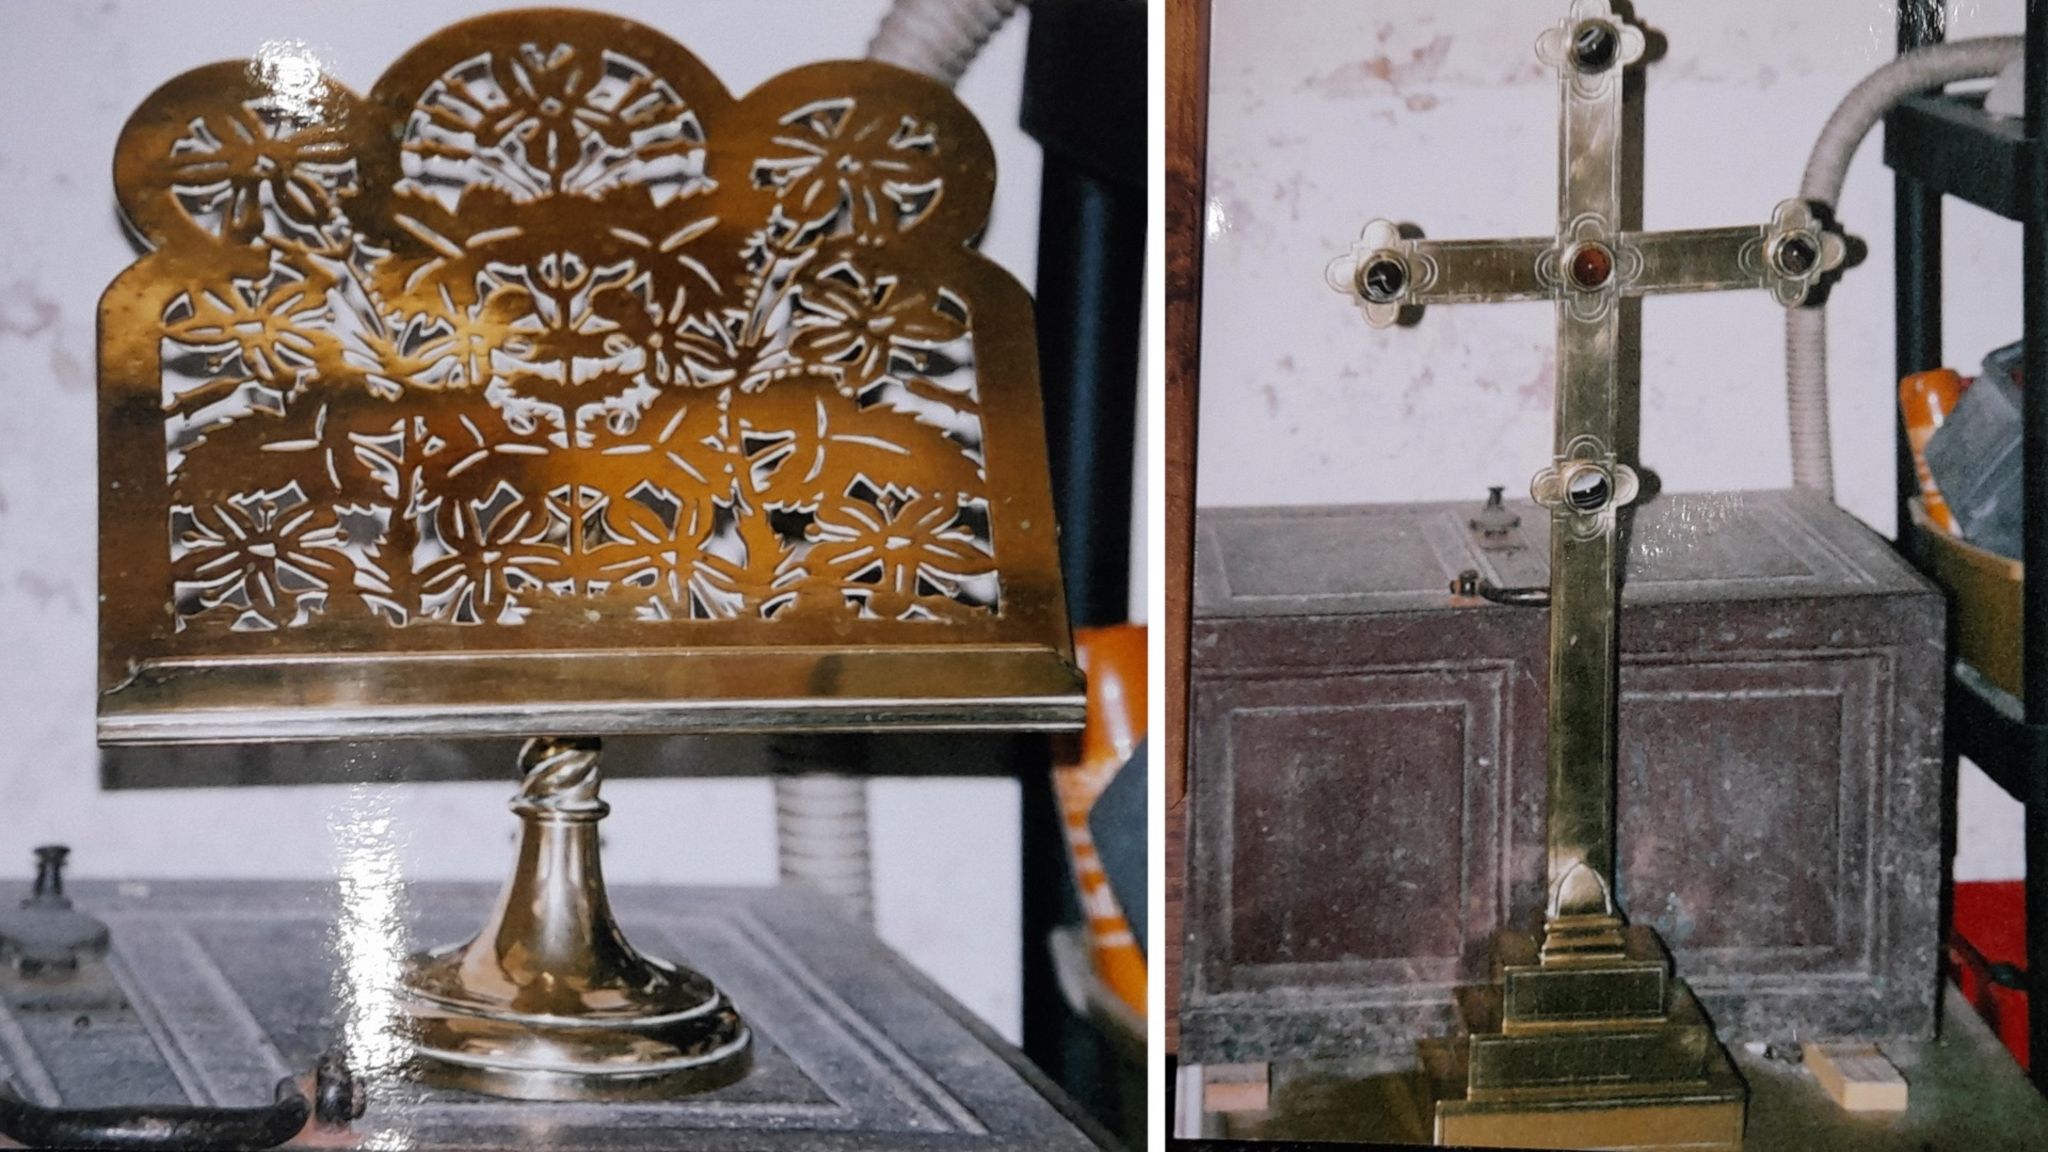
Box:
[97, 10, 1081, 744]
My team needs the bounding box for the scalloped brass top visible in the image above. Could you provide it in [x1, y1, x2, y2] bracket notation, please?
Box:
[97, 9, 1080, 745]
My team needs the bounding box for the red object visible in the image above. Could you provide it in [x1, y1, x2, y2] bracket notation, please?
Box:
[1950, 880, 2030, 1070]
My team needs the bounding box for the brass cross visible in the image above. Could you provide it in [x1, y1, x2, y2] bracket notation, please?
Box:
[1329, 0, 1846, 956]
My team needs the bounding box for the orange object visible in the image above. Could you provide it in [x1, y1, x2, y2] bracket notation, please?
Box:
[1901, 368, 1967, 535]
[1055, 624, 1148, 1019]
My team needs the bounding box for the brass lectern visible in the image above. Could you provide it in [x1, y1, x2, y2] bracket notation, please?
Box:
[1328, 1, 1849, 1147]
[97, 8, 1083, 1101]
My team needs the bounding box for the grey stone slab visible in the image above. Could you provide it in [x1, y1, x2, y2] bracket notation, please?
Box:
[1195, 489, 1913, 618]
[0, 881, 1116, 1151]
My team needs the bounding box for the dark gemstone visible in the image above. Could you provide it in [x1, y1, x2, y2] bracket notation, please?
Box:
[1568, 243, 1614, 290]
[1573, 20, 1619, 72]
[1361, 257, 1408, 303]
[1775, 234, 1819, 276]
[1566, 469, 1611, 511]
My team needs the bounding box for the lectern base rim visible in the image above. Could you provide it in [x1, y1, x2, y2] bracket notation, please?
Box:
[402, 1005, 755, 1102]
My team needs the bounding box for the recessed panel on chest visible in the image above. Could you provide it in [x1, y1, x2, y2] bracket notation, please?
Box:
[1615, 656, 1876, 965]
[1206, 666, 1510, 983]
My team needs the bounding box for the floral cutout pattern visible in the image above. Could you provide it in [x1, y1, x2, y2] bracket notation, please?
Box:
[130, 33, 999, 632]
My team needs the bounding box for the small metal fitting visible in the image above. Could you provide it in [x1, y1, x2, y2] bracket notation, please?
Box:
[1470, 486, 1522, 540]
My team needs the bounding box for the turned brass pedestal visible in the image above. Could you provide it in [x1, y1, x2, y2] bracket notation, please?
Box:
[399, 738, 752, 1100]
[1423, 922, 1744, 1151]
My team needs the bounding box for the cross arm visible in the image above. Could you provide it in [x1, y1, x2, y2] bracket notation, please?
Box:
[1330, 200, 1848, 327]
[1623, 200, 1847, 305]
[1625, 226, 1775, 296]
[1409, 236, 1556, 304]
[1327, 220, 1552, 328]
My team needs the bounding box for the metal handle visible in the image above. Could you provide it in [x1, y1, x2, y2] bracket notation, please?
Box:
[0, 1052, 363, 1151]
[1451, 569, 1553, 607]
[30, 846, 68, 902]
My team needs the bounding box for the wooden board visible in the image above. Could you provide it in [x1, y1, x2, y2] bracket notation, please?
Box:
[1164, 0, 1212, 1057]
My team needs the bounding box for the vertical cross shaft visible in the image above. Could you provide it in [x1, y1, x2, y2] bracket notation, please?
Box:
[1330, 0, 1846, 951]
[1543, 10, 1636, 933]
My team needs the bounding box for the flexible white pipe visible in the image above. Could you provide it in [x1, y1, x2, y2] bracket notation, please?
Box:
[1787, 37, 2022, 497]
[775, 768, 875, 924]
[867, 0, 1024, 86]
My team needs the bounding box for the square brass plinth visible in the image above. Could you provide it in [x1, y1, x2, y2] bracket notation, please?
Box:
[1497, 925, 1672, 1030]
[1434, 1085, 1745, 1152]
[1187, 989, 2047, 1151]
[1427, 1024, 1746, 1150]
[1425, 926, 1748, 1150]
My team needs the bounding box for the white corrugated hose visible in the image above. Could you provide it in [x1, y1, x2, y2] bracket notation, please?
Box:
[774, 767, 877, 925]
[1786, 37, 2022, 498]
[866, 0, 1023, 85]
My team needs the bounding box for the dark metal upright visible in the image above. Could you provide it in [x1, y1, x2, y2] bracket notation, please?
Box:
[2021, 0, 2048, 1098]
[1894, 3, 1945, 534]
[1886, 0, 2048, 1094]
[1023, 0, 1147, 629]
[1016, 0, 1148, 1118]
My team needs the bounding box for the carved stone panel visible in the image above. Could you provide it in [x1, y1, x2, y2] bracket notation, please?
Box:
[1211, 666, 1508, 975]
[0, 882, 1112, 1150]
[1179, 490, 1944, 1066]
[1189, 658, 1527, 1060]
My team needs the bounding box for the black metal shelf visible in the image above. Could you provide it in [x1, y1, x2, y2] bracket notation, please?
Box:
[1885, 0, 2047, 1100]
[1947, 662, 2034, 800]
[1884, 92, 2035, 221]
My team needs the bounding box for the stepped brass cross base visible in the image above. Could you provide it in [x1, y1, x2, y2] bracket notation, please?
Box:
[399, 737, 752, 1100]
[1421, 923, 1744, 1150]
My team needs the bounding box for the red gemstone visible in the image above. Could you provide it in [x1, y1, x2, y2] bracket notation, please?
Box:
[1569, 243, 1614, 290]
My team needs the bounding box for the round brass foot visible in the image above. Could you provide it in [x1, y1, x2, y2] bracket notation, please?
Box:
[403, 983, 751, 1101]
[398, 737, 753, 1101]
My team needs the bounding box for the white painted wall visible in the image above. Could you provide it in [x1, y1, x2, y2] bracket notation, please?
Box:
[1197, 0, 2026, 880]
[0, 0, 1063, 1040]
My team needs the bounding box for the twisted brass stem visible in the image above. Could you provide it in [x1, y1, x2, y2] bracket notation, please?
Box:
[514, 736, 606, 815]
